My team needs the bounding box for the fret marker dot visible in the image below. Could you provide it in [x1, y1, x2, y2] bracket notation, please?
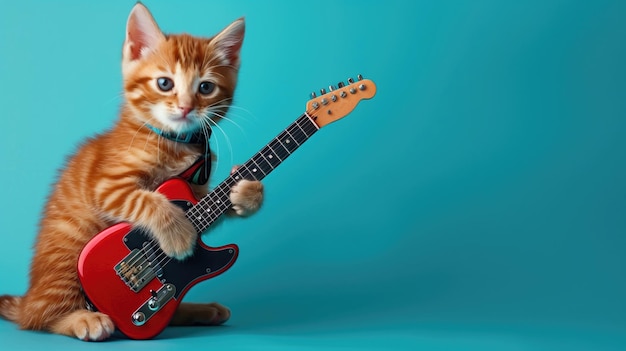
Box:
[197, 216, 202, 220]
[206, 209, 211, 212]
[269, 155, 273, 159]
[235, 176, 240, 180]
[286, 139, 291, 143]
[253, 168, 257, 172]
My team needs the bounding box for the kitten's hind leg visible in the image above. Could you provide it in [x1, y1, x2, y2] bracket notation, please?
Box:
[49, 310, 115, 341]
[170, 302, 231, 326]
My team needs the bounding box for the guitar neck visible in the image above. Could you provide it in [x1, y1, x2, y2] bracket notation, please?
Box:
[186, 113, 319, 233]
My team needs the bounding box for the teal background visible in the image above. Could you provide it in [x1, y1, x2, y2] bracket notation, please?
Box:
[1, 0, 625, 350]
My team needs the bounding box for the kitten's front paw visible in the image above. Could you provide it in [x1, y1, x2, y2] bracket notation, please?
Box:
[156, 207, 197, 260]
[230, 179, 263, 216]
[51, 310, 115, 342]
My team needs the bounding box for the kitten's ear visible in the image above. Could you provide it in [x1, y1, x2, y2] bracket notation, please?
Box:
[211, 18, 245, 68]
[123, 2, 165, 62]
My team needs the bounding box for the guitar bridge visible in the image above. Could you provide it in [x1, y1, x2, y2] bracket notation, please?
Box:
[115, 245, 159, 292]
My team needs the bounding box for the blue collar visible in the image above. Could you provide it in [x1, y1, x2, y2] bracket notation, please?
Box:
[146, 124, 210, 145]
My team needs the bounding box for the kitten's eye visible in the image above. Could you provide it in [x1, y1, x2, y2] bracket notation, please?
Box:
[157, 77, 174, 92]
[198, 81, 216, 95]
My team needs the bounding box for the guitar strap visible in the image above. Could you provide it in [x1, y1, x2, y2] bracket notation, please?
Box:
[178, 153, 212, 185]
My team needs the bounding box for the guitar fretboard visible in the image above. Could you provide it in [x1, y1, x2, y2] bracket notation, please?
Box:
[186, 113, 319, 233]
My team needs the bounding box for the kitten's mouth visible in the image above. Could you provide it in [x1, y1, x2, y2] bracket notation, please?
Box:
[168, 115, 201, 133]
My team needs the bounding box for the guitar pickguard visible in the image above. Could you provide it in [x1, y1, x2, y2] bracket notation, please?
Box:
[119, 200, 237, 299]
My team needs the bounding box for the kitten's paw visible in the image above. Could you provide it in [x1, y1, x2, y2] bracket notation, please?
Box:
[230, 179, 263, 216]
[51, 310, 115, 341]
[157, 207, 197, 260]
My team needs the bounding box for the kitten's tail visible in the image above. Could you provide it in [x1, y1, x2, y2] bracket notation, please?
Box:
[0, 295, 22, 323]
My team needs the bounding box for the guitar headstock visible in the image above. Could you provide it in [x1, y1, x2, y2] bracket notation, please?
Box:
[306, 74, 376, 128]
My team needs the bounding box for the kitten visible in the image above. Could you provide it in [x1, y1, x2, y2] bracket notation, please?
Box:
[0, 3, 262, 341]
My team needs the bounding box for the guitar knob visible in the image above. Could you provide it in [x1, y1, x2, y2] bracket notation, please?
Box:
[320, 88, 326, 95]
[337, 82, 345, 88]
[357, 74, 363, 81]
[328, 85, 335, 92]
[310, 92, 316, 99]
[348, 77, 355, 84]
[132, 312, 146, 326]
[148, 298, 159, 311]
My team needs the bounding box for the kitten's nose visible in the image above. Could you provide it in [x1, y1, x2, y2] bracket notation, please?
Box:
[179, 106, 193, 118]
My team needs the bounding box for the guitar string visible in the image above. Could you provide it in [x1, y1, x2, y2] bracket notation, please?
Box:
[127, 115, 316, 285]
[187, 113, 317, 227]
[130, 112, 318, 281]
[120, 113, 319, 285]
[122, 109, 320, 287]
[130, 111, 319, 280]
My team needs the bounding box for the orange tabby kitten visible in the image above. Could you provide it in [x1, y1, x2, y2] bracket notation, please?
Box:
[0, 3, 262, 340]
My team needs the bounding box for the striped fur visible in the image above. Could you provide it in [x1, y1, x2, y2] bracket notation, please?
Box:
[0, 3, 262, 340]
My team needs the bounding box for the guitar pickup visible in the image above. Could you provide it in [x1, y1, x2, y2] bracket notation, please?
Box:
[115, 245, 160, 292]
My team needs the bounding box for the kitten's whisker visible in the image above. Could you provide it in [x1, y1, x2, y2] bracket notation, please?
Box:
[205, 117, 234, 171]
[207, 97, 255, 119]
[208, 105, 255, 125]
[207, 97, 235, 108]
[129, 117, 157, 152]
[102, 92, 125, 107]
[207, 110, 247, 137]
[206, 98, 256, 125]
[219, 103, 255, 116]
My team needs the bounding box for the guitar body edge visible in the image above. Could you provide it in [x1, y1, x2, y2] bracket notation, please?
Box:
[77, 178, 238, 339]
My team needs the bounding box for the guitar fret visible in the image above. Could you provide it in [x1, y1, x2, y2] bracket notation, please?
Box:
[284, 129, 300, 146]
[247, 158, 266, 178]
[261, 145, 282, 167]
[269, 138, 290, 160]
[293, 120, 311, 139]
[278, 131, 298, 154]
[288, 127, 306, 147]
[298, 115, 318, 136]
[236, 164, 256, 180]
[254, 151, 274, 173]
[188, 113, 319, 234]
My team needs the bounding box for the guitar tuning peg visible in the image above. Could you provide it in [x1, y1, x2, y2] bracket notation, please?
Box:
[337, 82, 345, 88]
[348, 77, 355, 84]
[320, 88, 327, 95]
[310, 92, 316, 99]
[328, 85, 335, 92]
[357, 74, 363, 81]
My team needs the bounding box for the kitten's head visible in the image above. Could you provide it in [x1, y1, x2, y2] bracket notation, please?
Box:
[122, 3, 244, 134]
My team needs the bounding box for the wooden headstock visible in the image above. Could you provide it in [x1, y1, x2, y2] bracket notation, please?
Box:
[305, 75, 377, 128]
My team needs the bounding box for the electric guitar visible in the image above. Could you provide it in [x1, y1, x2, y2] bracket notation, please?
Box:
[77, 76, 377, 339]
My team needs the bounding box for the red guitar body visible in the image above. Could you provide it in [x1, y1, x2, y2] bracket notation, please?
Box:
[77, 178, 238, 339]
